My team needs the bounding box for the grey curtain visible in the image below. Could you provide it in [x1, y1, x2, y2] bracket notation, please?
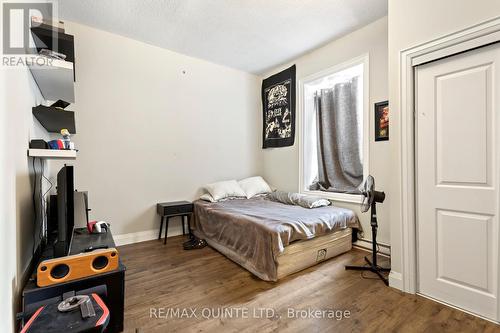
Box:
[309, 77, 363, 193]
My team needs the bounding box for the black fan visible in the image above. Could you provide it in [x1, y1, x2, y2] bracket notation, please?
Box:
[345, 175, 390, 285]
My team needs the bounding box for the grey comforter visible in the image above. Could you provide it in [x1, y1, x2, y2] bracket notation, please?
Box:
[192, 197, 360, 281]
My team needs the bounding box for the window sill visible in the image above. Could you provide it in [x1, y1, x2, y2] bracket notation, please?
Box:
[302, 189, 362, 204]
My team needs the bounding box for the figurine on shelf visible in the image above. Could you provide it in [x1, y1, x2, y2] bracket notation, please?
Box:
[60, 128, 75, 150]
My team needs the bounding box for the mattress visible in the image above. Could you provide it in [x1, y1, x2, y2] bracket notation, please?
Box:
[192, 197, 360, 281]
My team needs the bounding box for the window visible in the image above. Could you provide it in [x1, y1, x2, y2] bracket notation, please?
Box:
[299, 55, 369, 202]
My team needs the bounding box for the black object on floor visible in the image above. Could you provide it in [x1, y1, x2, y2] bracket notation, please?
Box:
[183, 237, 207, 250]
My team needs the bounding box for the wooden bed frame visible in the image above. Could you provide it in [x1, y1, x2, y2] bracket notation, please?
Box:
[202, 228, 353, 281]
[276, 228, 352, 279]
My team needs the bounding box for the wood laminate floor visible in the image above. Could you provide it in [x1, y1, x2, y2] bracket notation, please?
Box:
[119, 236, 499, 333]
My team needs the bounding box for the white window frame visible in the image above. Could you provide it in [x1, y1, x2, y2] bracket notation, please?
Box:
[298, 54, 370, 203]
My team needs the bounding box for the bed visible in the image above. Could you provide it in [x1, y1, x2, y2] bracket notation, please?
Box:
[192, 196, 361, 281]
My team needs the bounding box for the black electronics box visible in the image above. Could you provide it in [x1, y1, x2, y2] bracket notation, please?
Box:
[29, 139, 48, 149]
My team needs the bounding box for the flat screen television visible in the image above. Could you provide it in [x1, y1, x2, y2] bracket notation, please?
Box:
[54, 165, 75, 257]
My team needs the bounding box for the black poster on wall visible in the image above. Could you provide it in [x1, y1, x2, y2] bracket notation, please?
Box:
[262, 65, 296, 148]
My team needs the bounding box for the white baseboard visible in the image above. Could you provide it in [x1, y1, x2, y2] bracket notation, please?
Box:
[389, 271, 403, 290]
[353, 237, 391, 256]
[114, 224, 184, 246]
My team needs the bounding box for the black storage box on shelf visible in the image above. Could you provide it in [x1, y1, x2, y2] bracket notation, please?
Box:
[32, 105, 76, 134]
[29, 139, 48, 149]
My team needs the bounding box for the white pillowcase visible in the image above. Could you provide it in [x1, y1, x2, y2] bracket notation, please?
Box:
[238, 176, 272, 199]
[202, 180, 246, 202]
[199, 193, 216, 202]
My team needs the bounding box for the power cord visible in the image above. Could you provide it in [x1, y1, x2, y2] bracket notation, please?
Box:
[38, 158, 43, 243]
[31, 158, 54, 254]
[40, 159, 53, 242]
[32, 157, 38, 255]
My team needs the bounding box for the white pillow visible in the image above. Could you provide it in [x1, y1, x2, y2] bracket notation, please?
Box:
[199, 193, 216, 202]
[199, 193, 247, 203]
[238, 176, 272, 199]
[203, 180, 246, 202]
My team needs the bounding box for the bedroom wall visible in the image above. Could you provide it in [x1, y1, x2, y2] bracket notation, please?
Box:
[1, 66, 47, 332]
[48, 22, 262, 241]
[0, 70, 6, 333]
[388, 0, 500, 289]
[260, 17, 390, 248]
[0, 69, 12, 333]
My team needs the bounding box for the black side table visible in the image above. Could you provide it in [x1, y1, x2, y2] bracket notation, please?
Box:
[156, 201, 193, 245]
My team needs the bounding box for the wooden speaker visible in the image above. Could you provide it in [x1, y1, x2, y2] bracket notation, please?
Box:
[37, 248, 119, 287]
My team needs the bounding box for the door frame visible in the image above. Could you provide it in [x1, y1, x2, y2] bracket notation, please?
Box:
[398, 16, 500, 299]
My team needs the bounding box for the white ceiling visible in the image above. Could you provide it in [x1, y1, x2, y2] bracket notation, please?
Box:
[58, 0, 387, 74]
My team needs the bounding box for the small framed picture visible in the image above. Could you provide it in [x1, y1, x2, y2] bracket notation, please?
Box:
[374, 101, 389, 141]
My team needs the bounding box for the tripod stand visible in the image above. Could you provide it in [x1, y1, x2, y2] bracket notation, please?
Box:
[345, 197, 390, 285]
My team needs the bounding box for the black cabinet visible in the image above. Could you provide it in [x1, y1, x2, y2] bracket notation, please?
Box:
[22, 228, 126, 333]
[156, 201, 193, 216]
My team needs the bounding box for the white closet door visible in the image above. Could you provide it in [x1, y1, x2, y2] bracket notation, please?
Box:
[416, 43, 500, 321]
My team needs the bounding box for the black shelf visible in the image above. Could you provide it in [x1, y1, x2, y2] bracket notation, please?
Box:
[32, 105, 76, 134]
[31, 23, 75, 80]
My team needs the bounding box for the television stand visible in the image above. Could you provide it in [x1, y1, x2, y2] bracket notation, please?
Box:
[21, 228, 126, 333]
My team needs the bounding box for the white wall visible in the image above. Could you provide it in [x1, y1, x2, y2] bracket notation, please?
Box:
[1, 66, 47, 332]
[261, 17, 390, 246]
[388, 0, 500, 287]
[0, 65, 11, 333]
[51, 22, 262, 238]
